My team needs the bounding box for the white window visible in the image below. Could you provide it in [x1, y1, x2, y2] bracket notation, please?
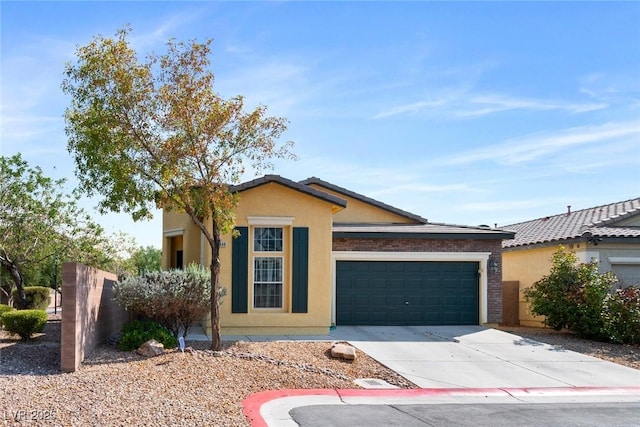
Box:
[253, 227, 284, 308]
[254, 257, 283, 308]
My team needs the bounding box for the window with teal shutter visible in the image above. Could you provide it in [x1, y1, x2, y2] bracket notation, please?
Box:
[231, 227, 248, 313]
[292, 227, 309, 313]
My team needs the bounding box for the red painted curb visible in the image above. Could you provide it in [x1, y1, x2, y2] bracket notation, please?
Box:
[243, 389, 338, 427]
[243, 387, 640, 426]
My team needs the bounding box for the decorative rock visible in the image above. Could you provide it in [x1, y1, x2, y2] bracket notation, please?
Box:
[331, 343, 357, 360]
[137, 339, 164, 357]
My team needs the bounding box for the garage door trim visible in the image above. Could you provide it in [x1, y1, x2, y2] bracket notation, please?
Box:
[331, 251, 491, 326]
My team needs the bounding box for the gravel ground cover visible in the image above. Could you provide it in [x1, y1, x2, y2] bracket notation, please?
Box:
[0, 315, 412, 426]
[1, 316, 638, 426]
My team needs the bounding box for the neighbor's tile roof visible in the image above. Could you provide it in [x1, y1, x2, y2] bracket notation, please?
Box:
[503, 198, 640, 248]
[299, 177, 429, 224]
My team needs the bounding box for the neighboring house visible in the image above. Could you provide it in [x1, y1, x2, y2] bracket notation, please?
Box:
[162, 175, 515, 335]
[502, 198, 640, 327]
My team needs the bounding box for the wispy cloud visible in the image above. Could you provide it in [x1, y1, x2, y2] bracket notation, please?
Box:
[217, 61, 312, 116]
[579, 72, 640, 105]
[374, 91, 608, 120]
[447, 121, 640, 166]
[373, 99, 448, 119]
[130, 8, 209, 49]
[458, 94, 607, 117]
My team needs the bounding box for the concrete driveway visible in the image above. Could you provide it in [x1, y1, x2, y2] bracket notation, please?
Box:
[328, 325, 640, 388]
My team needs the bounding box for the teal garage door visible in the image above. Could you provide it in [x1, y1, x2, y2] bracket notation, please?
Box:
[336, 261, 479, 325]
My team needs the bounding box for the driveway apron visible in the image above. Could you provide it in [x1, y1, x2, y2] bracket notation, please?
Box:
[328, 326, 640, 388]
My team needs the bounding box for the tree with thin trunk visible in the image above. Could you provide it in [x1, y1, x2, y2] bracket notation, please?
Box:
[62, 27, 295, 350]
[0, 154, 105, 308]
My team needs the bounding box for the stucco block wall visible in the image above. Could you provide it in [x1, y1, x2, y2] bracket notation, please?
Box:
[333, 238, 504, 324]
[61, 263, 128, 372]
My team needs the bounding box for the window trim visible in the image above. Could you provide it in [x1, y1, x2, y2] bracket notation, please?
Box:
[247, 216, 294, 226]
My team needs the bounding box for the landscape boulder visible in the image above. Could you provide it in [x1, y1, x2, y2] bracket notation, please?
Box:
[137, 339, 165, 357]
[331, 343, 357, 360]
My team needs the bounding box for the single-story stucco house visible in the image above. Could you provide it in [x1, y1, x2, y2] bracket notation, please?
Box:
[162, 175, 515, 335]
[502, 197, 640, 327]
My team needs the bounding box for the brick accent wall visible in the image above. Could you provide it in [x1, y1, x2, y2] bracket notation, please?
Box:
[333, 237, 504, 324]
[61, 263, 128, 372]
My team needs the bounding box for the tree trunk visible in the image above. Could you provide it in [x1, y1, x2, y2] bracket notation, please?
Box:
[210, 217, 222, 351]
[4, 261, 26, 309]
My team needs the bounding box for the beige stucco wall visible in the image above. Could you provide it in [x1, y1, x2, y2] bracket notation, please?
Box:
[163, 182, 337, 335]
[502, 245, 558, 327]
[307, 184, 417, 224]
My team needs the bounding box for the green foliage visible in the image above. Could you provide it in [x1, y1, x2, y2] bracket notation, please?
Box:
[0, 304, 15, 327]
[602, 286, 640, 344]
[114, 264, 225, 338]
[524, 247, 615, 339]
[11, 286, 51, 310]
[118, 320, 178, 351]
[1, 309, 48, 340]
[0, 153, 107, 308]
[128, 246, 162, 275]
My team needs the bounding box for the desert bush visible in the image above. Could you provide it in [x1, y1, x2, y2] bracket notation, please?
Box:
[1, 309, 48, 340]
[524, 247, 615, 339]
[118, 319, 177, 351]
[114, 264, 226, 338]
[12, 286, 51, 310]
[0, 304, 15, 327]
[602, 286, 640, 344]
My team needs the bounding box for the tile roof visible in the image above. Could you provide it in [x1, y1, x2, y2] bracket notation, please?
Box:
[229, 175, 347, 208]
[299, 177, 429, 224]
[503, 198, 640, 248]
[333, 223, 515, 239]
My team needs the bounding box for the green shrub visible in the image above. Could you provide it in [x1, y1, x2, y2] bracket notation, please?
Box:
[0, 304, 15, 327]
[524, 247, 615, 339]
[118, 320, 178, 351]
[602, 286, 640, 344]
[1, 309, 48, 340]
[114, 264, 225, 338]
[12, 286, 51, 310]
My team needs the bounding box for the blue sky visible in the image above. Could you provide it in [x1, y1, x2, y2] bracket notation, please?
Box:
[2, 1, 639, 249]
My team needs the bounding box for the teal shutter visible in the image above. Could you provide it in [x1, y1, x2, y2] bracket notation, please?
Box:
[231, 227, 248, 313]
[292, 227, 309, 313]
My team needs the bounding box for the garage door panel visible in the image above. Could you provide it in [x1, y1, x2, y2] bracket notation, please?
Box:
[336, 260, 478, 325]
